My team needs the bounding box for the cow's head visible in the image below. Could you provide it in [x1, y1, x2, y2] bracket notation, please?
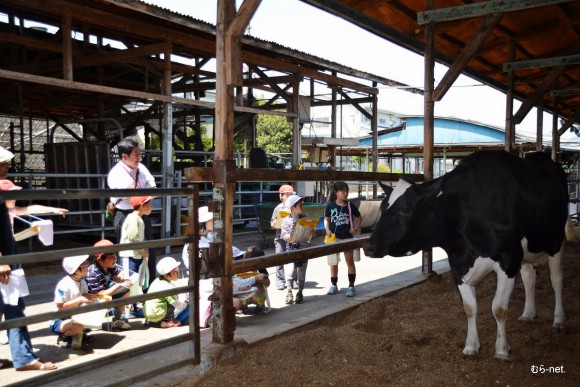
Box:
[363, 177, 443, 258]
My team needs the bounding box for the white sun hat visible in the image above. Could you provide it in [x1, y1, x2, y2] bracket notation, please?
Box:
[198, 206, 213, 223]
[0, 147, 14, 163]
[232, 246, 245, 259]
[62, 255, 89, 275]
[156, 256, 181, 275]
[286, 194, 303, 209]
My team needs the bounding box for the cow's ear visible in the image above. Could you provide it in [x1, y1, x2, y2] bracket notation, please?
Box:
[378, 181, 393, 196]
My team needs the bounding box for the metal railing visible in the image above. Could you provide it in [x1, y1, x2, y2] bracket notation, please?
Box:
[0, 186, 201, 386]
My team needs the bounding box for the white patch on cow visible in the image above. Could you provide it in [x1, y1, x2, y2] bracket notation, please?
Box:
[458, 256, 515, 359]
[519, 238, 565, 329]
[461, 257, 496, 286]
[387, 179, 412, 208]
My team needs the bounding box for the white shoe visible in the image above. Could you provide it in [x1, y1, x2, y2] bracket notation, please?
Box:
[0, 332, 8, 345]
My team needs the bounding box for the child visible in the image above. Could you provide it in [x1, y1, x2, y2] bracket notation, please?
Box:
[119, 195, 152, 316]
[50, 255, 96, 349]
[280, 194, 310, 304]
[270, 184, 296, 290]
[119, 196, 151, 281]
[86, 239, 133, 330]
[235, 245, 270, 314]
[324, 181, 362, 297]
[144, 257, 189, 328]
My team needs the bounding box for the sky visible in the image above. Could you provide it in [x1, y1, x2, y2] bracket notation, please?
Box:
[142, 0, 577, 142]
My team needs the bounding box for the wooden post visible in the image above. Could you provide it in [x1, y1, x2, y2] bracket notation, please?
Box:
[213, 0, 261, 345]
[422, 0, 435, 275]
[291, 75, 301, 167]
[552, 97, 559, 162]
[371, 82, 378, 199]
[536, 100, 543, 152]
[62, 13, 73, 81]
[162, 42, 174, 246]
[505, 43, 515, 152]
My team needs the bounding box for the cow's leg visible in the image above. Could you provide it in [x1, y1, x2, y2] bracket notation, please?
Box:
[457, 283, 479, 357]
[548, 247, 565, 332]
[492, 270, 515, 360]
[518, 262, 537, 321]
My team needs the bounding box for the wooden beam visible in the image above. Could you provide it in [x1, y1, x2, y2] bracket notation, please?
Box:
[557, 111, 580, 136]
[226, 0, 260, 37]
[513, 65, 566, 124]
[183, 167, 425, 183]
[433, 13, 502, 102]
[418, 0, 573, 25]
[337, 89, 372, 120]
[550, 88, 580, 98]
[504, 54, 580, 71]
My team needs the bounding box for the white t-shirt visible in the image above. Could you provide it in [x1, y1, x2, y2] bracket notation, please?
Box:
[107, 161, 156, 210]
[53, 275, 88, 307]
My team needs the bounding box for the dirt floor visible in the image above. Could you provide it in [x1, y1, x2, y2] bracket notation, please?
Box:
[191, 243, 580, 387]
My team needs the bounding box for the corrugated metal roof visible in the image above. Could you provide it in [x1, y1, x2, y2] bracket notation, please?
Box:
[359, 117, 525, 147]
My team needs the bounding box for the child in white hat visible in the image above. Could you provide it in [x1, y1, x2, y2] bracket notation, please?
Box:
[50, 255, 97, 349]
[144, 257, 189, 328]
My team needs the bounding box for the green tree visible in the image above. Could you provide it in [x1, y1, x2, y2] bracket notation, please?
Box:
[256, 113, 293, 154]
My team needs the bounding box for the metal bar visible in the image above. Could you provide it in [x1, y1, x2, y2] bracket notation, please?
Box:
[0, 187, 190, 200]
[0, 236, 192, 265]
[0, 285, 193, 330]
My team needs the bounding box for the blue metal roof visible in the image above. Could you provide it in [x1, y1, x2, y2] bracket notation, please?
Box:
[359, 117, 506, 147]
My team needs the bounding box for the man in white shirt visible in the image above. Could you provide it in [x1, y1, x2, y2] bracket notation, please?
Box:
[107, 138, 157, 282]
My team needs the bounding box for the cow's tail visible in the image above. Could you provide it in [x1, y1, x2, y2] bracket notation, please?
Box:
[565, 216, 578, 242]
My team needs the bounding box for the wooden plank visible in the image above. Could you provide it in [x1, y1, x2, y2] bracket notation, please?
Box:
[418, 0, 573, 25]
[505, 55, 580, 72]
[433, 13, 501, 102]
[183, 166, 425, 184]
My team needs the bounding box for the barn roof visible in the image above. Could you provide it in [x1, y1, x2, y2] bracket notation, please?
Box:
[301, 0, 580, 129]
[360, 116, 527, 148]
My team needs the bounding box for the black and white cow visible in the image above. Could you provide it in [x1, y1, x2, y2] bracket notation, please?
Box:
[363, 150, 568, 359]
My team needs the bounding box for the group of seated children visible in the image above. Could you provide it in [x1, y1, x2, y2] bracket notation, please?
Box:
[50, 202, 273, 349]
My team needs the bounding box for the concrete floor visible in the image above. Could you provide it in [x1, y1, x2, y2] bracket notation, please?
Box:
[0, 233, 449, 386]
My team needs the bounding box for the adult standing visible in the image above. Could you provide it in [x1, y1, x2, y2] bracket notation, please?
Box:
[107, 138, 157, 283]
[1, 199, 57, 371]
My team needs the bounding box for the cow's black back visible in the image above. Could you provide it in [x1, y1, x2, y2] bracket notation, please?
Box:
[440, 151, 567, 275]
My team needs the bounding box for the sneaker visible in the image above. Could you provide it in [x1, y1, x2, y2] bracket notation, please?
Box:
[253, 305, 266, 314]
[346, 286, 356, 297]
[57, 333, 72, 348]
[295, 291, 304, 304]
[285, 291, 294, 304]
[112, 318, 132, 331]
[71, 333, 83, 349]
[327, 285, 338, 295]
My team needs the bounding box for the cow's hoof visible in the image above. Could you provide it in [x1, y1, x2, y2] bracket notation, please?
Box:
[461, 348, 478, 358]
[552, 323, 566, 333]
[518, 314, 536, 322]
[495, 352, 511, 362]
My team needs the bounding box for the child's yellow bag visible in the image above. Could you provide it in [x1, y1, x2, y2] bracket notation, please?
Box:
[324, 233, 336, 243]
[288, 218, 319, 244]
